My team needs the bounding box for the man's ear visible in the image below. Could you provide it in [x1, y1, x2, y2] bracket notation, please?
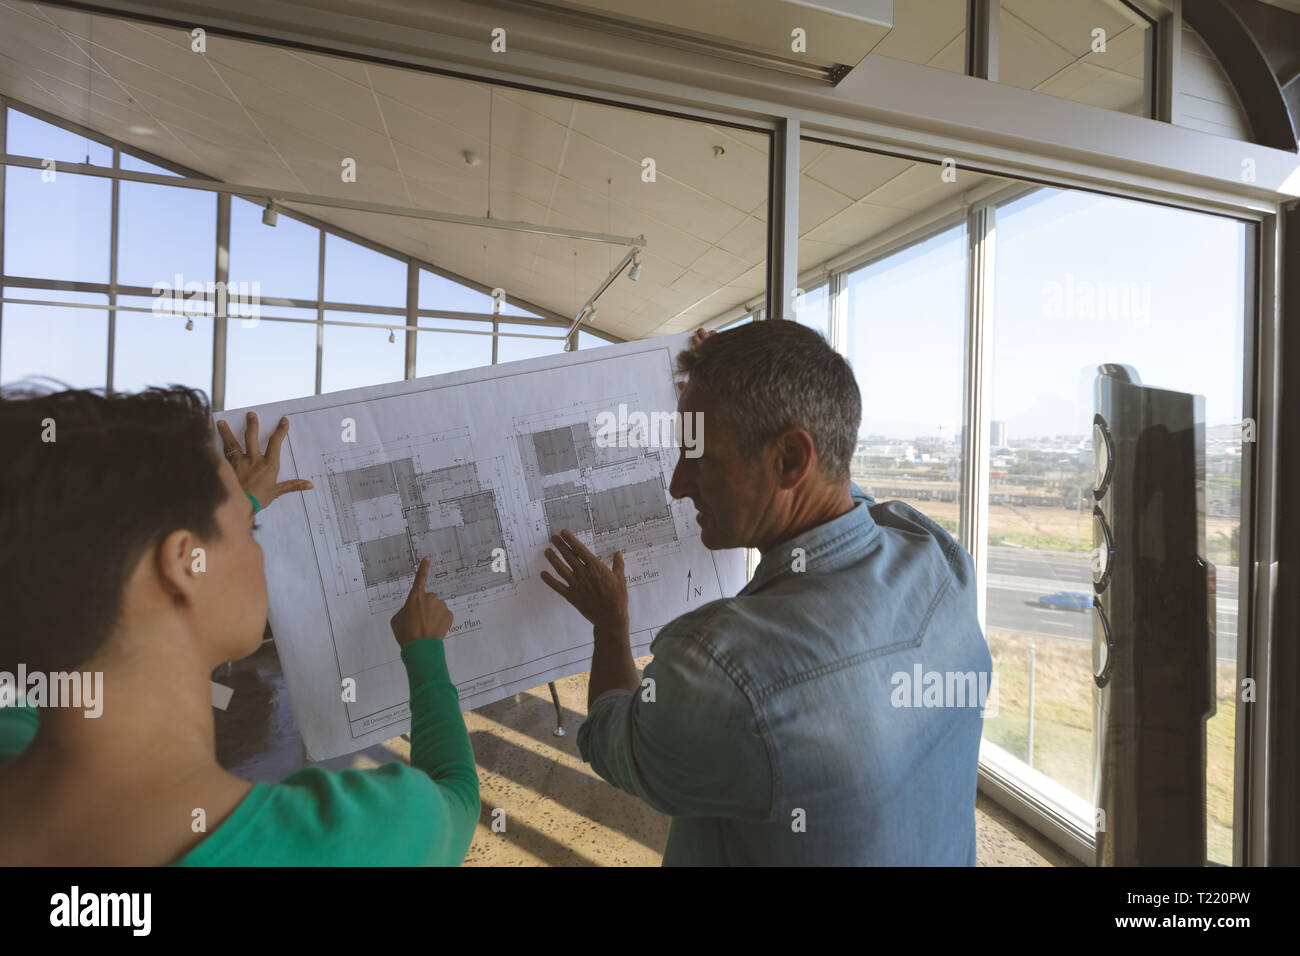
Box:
[155, 528, 203, 605]
[775, 426, 817, 490]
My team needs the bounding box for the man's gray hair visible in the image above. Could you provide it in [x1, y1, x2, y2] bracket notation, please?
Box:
[675, 320, 862, 480]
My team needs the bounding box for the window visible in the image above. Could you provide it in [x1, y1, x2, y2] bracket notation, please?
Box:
[495, 321, 566, 364]
[321, 311, 405, 393]
[5, 109, 112, 166]
[986, 187, 1245, 862]
[0, 289, 108, 389]
[843, 224, 967, 537]
[998, 0, 1151, 115]
[112, 294, 213, 395]
[323, 235, 404, 308]
[3, 167, 110, 282]
[116, 181, 215, 290]
[416, 318, 492, 377]
[225, 308, 319, 407]
[229, 197, 320, 302]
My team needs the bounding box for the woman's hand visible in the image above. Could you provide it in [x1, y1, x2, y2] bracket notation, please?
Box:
[217, 411, 314, 510]
[689, 327, 715, 348]
[540, 530, 629, 636]
[391, 557, 454, 646]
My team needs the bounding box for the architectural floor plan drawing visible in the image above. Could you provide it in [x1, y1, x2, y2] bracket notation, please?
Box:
[216, 333, 746, 761]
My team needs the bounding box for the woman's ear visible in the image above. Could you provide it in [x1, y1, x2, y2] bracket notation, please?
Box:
[155, 527, 204, 605]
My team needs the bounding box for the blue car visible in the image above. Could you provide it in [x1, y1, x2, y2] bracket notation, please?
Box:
[1034, 591, 1093, 612]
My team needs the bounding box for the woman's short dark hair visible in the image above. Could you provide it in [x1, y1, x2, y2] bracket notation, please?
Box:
[0, 384, 228, 673]
[675, 320, 862, 480]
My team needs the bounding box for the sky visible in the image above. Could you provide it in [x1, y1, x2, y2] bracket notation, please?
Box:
[1, 108, 1248, 439]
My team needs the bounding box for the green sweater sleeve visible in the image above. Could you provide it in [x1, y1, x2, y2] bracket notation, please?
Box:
[179, 637, 480, 866]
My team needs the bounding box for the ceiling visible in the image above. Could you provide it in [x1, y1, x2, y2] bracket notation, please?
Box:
[0, 0, 1153, 340]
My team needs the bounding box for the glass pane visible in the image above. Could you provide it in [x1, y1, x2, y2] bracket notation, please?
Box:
[120, 153, 183, 177]
[415, 317, 492, 377]
[420, 269, 494, 314]
[418, 268, 540, 319]
[225, 308, 318, 408]
[323, 235, 404, 309]
[321, 311, 404, 393]
[116, 182, 216, 290]
[844, 224, 967, 538]
[5, 107, 113, 166]
[229, 197, 321, 302]
[869, 0, 967, 74]
[576, 330, 609, 349]
[3, 168, 111, 282]
[999, 0, 1150, 115]
[0, 290, 108, 389]
[794, 282, 831, 341]
[495, 322, 565, 364]
[112, 295, 212, 396]
[987, 187, 1245, 863]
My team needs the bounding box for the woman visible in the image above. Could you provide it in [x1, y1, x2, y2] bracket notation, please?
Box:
[0, 385, 478, 865]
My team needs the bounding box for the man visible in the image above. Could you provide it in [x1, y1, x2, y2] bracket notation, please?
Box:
[540, 319, 992, 865]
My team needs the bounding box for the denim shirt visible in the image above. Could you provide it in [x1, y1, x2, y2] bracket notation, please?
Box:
[577, 484, 993, 866]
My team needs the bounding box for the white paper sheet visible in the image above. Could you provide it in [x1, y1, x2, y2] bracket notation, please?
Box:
[216, 333, 746, 760]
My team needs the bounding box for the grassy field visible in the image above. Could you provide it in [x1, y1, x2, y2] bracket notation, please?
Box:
[985, 629, 1236, 863]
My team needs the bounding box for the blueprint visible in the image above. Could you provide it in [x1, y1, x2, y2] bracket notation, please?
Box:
[216, 333, 746, 761]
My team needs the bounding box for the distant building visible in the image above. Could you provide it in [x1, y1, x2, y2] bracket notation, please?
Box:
[990, 420, 1007, 448]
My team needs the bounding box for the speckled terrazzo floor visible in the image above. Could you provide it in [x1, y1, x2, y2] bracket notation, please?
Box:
[217, 642, 1075, 866]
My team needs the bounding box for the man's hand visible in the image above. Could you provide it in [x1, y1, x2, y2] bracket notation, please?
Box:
[217, 411, 314, 510]
[540, 530, 629, 636]
[390, 557, 454, 647]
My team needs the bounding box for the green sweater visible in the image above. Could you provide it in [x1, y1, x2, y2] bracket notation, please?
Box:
[0, 639, 480, 865]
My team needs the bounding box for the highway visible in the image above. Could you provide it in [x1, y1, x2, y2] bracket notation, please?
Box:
[986, 547, 1239, 663]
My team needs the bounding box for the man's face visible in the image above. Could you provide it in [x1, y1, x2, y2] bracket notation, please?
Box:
[668, 382, 776, 550]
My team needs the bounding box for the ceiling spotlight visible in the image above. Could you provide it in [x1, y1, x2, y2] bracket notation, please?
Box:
[587, 305, 598, 323]
[185, 317, 194, 331]
[388, 328, 396, 343]
[262, 201, 278, 227]
[628, 254, 642, 282]
[463, 150, 482, 167]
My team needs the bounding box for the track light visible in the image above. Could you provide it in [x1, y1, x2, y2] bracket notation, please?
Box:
[628, 254, 642, 282]
[587, 305, 598, 323]
[262, 201, 278, 227]
[185, 317, 194, 331]
[388, 328, 396, 343]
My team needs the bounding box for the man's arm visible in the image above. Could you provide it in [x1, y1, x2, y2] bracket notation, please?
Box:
[577, 620, 773, 821]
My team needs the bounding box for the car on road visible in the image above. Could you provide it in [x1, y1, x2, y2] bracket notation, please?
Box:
[1031, 591, 1093, 612]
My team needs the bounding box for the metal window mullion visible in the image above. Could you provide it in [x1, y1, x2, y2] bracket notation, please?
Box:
[830, 269, 847, 356]
[213, 192, 230, 411]
[1153, 0, 1182, 123]
[107, 147, 119, 394]
[315, 230, 325, 395]
[1244, 212, 1283, 866]
[766, 117, 799, 321]
[960, 206, 995, 631]
[966, 0, 999, 81]
[405, 260, 417, 379]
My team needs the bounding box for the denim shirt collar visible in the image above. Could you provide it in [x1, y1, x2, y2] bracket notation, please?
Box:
[740, 498, 879, 596]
